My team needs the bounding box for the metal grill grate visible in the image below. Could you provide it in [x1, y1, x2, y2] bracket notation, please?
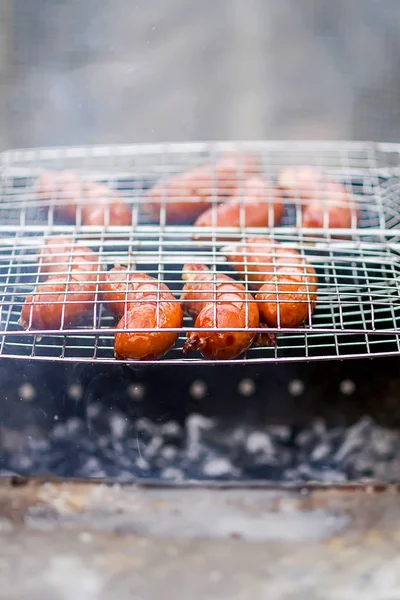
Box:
[1, 141, 400, 364]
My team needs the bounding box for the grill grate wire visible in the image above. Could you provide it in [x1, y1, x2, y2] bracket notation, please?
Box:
[1, 140, 400, 364]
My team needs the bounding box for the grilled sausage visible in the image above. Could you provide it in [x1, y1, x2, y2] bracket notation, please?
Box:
[37, 172, 131, 226]
[144, 153, 261, 224]
[37, 170, 83, 222]
[222, 237, 308, 288]
[101, 266, 183, 360]
[222, 237, 318, 328]
[256, 266, 318, 328]
[277, 166, 356, 230]
[181, 264, 259, 360]
[19, 236, 102, 330]
[193, 176, 284, 236]
[81, 182, 131, 227]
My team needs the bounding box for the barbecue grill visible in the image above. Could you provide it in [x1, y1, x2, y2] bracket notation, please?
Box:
[4, 2, 400, 596]
[2, 140, 400, 364]
[1, 139, 400, 487]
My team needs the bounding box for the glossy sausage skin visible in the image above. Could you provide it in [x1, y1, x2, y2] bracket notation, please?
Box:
[223, 237, 311, 289]
[222, 237, 318, 328]
[37, 172, 131, 226]
[101, 266, 183, 360]
[37, 171, 83, 222]
[36, 236, 100, 283]
[144, 153, 261, 224]
[19, 236, 101, 330]
[181, 264, 259, 360]
[193, 176, 284, 236]
[256, 266, 318, 328]
[277, 167, 357, 230]
[81, 182, 132, 227]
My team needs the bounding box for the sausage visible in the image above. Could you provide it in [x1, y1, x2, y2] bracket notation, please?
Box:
[101, 266, 183, 360]
[193, 176, 284, 236]
[36, 235, 100, 283]
[277, 166, 357, 230]
[81, 182, 132, 227]
[222, 237, 308, 288]
[222, 237, 318, 328]
[37, 171, 83, 221]
[37, 172, 131, 226]
[181, 264, 259, 360]
[256, 265, 318, 328]
[19, 236, 102, 330]
[143, 153, 261, 224]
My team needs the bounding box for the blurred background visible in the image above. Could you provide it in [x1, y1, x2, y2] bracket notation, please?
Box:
[1, 0, 400, 150]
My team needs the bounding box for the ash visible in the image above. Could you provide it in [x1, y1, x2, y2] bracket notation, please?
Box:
[1, 409, 400, 482]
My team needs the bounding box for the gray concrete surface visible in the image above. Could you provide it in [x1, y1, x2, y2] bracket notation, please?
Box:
[0, 480, 400, 599]
[2, 0, 400, 149]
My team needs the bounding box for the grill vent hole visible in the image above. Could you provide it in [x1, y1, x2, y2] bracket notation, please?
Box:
[340, 379, 356, 395]
[238, 378, 255, 396]
[288, 379, 304, 396]
[189, 380, 207, 399]
[127, 383, 145, 400]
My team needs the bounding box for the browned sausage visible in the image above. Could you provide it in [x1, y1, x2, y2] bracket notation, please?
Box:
[143, 153, 261, 224]
[36, 236, 100, 283]
[256, 266, 318, 328]
[222, 237, 309, 289]
[81, 182, 132, 226]
[19, 236, 102, 330]
[37, 171, 83, 222]
[101, 266, 183, 360]
[193, 176, 284, 236]
[277, 166, 357, 230]
[181, 264, 259, 359]
[37, 172, 131, 226]
[222, 237, 318, 328]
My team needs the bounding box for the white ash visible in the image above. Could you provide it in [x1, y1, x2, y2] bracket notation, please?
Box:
[203, 458, 236, 477]
[246, 432, 275, 455]
[1, 410, 400, 483]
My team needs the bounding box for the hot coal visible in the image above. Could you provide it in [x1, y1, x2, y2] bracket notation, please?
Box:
[1, 410, 400, 482]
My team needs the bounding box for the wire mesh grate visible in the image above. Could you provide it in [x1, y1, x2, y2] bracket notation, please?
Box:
[1, 141, 400, 364]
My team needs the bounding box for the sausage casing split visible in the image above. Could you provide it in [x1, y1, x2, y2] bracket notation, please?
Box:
[19, 236, 102, 330]
[101, 267, 183, 360]
[181, 264, 259, 360]
[277, 167, 357, 230]
[143, 153, 261, 224]
[193, 176, 284, 236]
[222, 237, 318, 328]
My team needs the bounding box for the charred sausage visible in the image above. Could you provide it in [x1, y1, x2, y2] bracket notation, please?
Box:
[19, 236, 102, 330]
[101, 266, 183, 360]
[143, 153, 261, 224]
[277, 166, 357, 230]
[193, 176, 284, 236]
[181, 264, 259, 359]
